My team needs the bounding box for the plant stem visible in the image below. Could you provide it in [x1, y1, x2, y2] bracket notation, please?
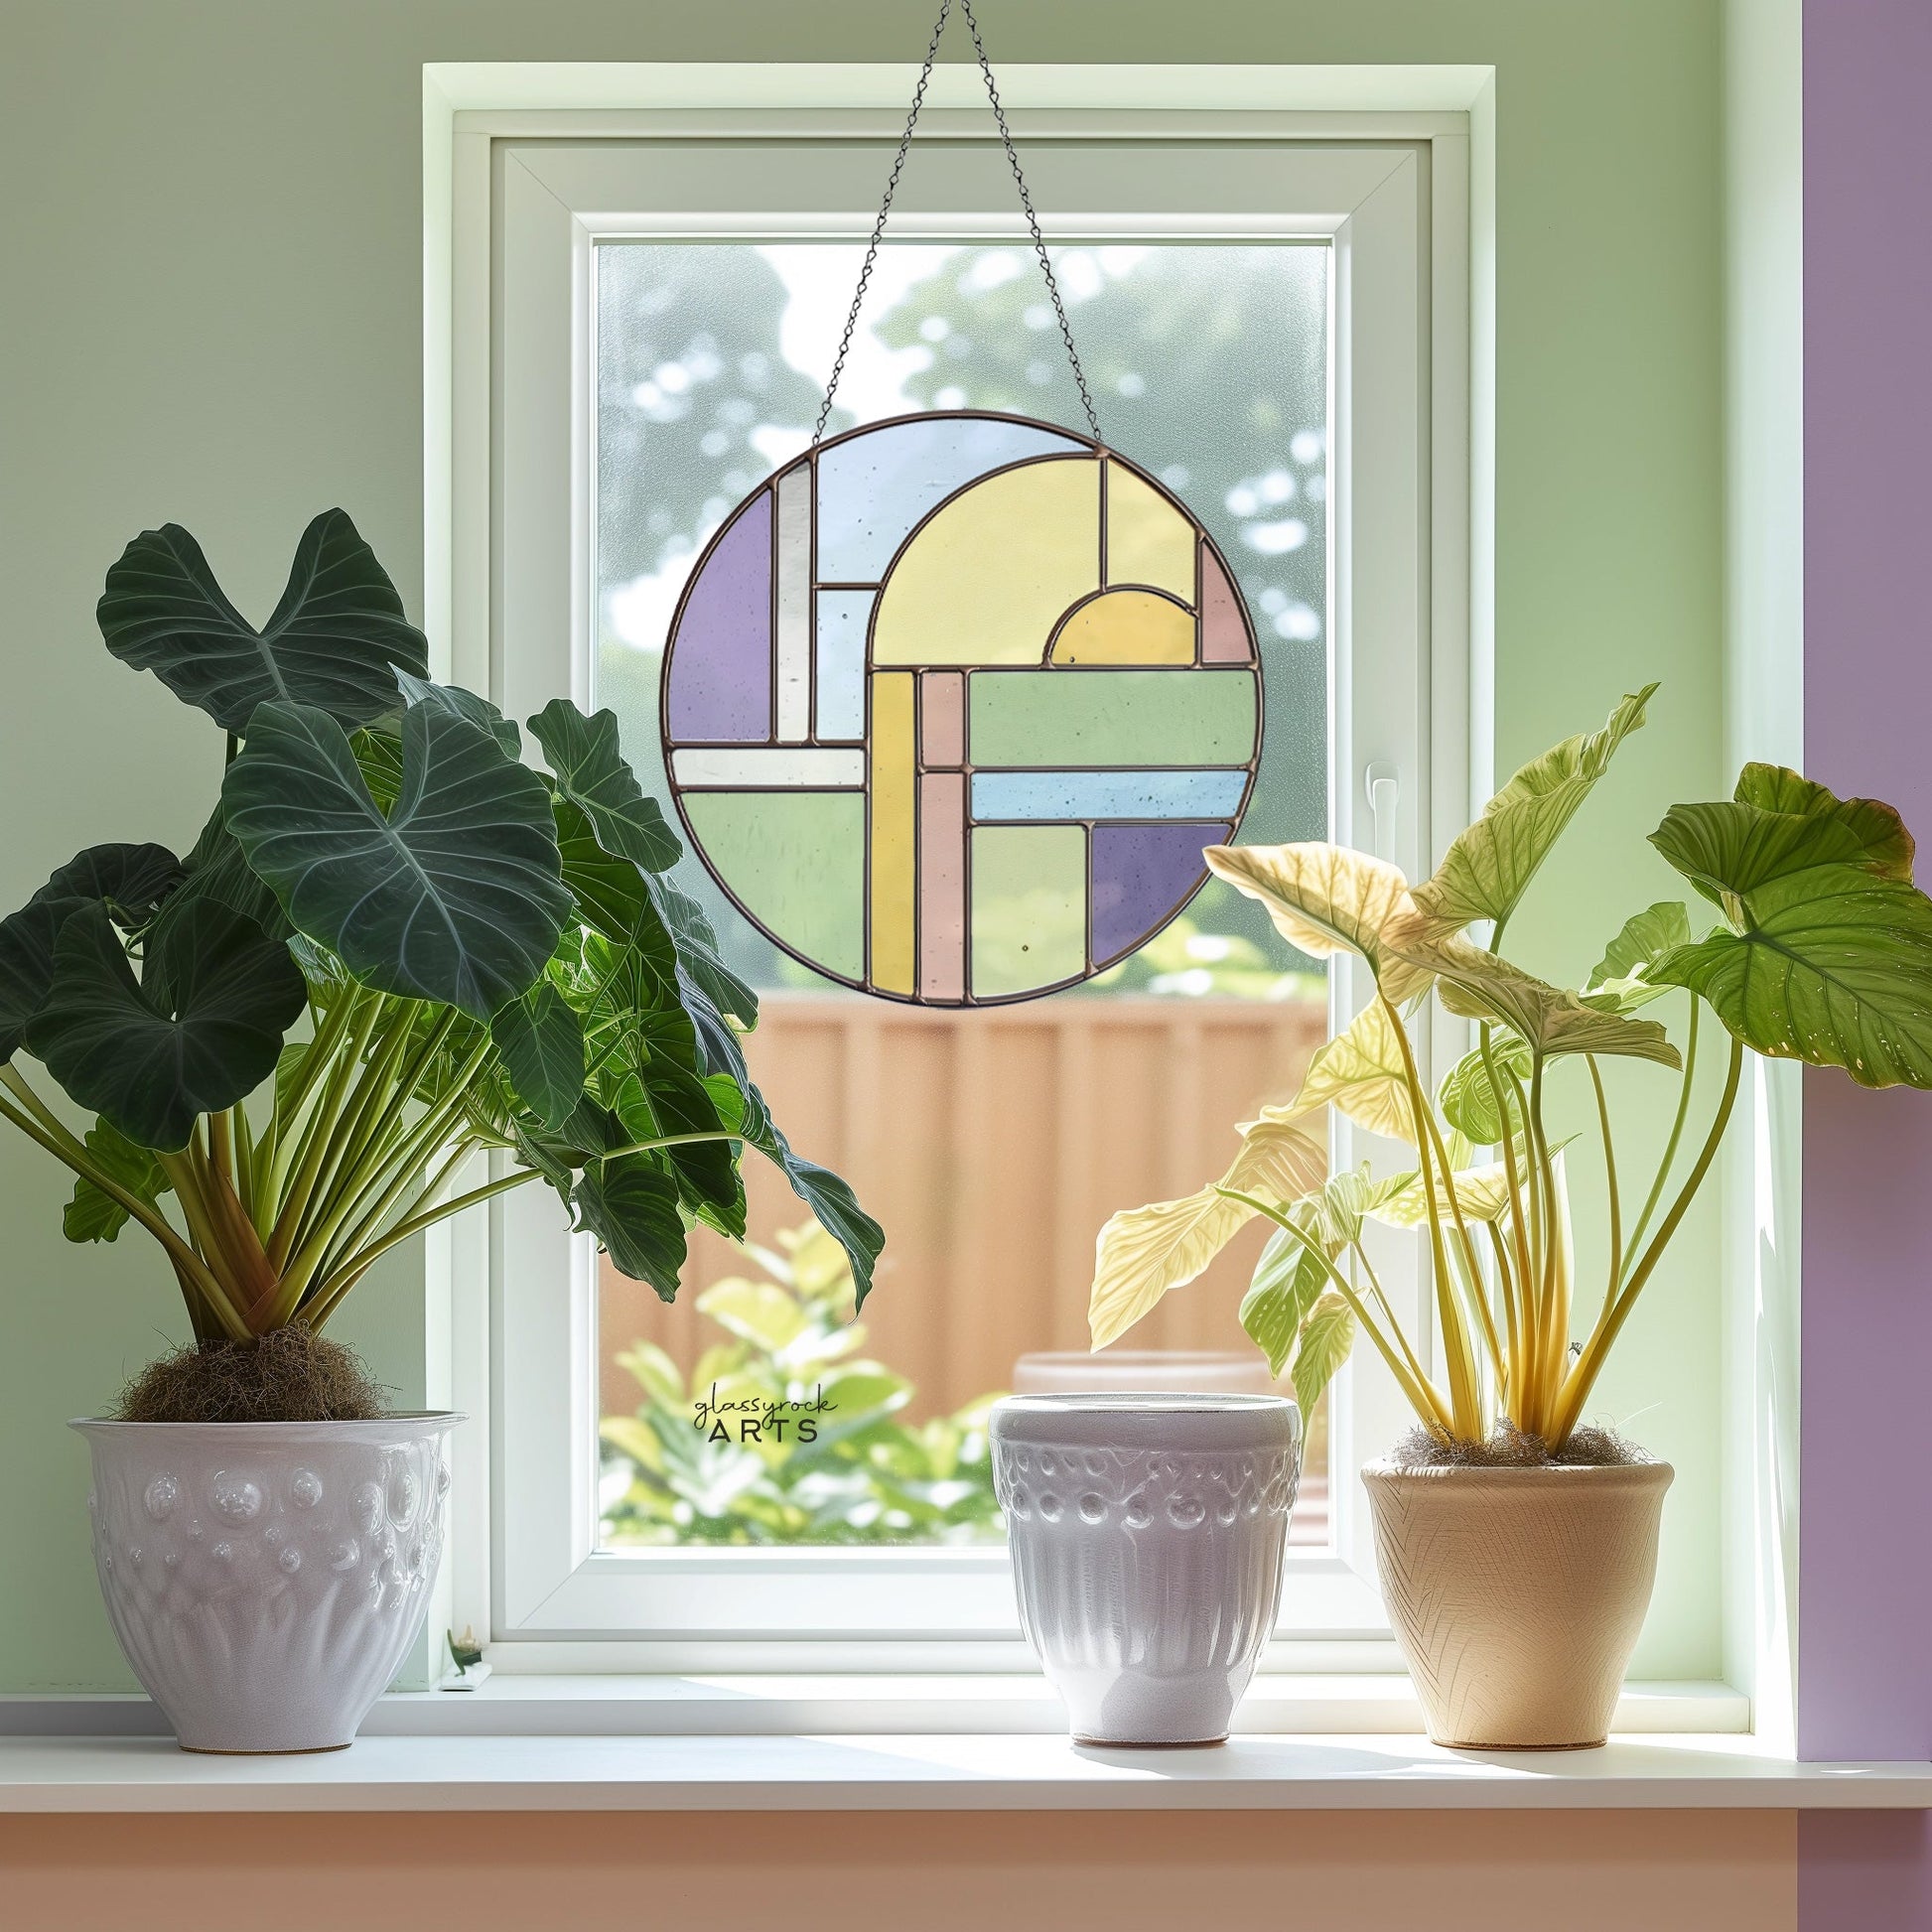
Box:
[0, 1086, 245, 1337]
[1551, 1032, 1743, 1443]
[1622, 993, 1700, 1284]
[1586, 1054, 1623, 1302]
[267, 992, 380, 1271]
[306, 1130, 745, 1317]
[1387, 999, 1481, 1438]
[1223, 1188, 1452, 1435]
[1348, 1236, 1438, 1397]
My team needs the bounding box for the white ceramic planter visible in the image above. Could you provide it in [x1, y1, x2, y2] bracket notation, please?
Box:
[991, 1392, 1301, 1745]
[72, 1414, 461, 1753]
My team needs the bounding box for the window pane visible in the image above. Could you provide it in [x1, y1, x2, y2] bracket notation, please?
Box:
[593, 242, 1331, 1550]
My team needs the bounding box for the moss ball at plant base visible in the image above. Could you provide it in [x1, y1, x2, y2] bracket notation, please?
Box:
[1389, 1420, 1648, 1470]
[114, 1326, 389, 1424]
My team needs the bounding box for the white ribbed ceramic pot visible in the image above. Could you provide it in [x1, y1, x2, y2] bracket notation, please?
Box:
[991, 1393, 1301, 1745]
[72, 1414, 461, 1753]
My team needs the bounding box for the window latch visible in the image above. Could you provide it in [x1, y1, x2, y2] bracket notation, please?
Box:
[1364, 762, 1401, 865]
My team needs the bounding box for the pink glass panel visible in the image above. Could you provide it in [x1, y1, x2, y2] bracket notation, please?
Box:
[918, 771, 966, 1003]
[1200, 542, 1255, 664]
[920, 669, 966, 768]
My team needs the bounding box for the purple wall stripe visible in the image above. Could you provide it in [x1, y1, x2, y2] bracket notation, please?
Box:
[1802, 2, 1932, 1922]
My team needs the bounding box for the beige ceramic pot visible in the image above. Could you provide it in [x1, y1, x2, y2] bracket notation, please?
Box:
[1361, 1457, 1673, 1749]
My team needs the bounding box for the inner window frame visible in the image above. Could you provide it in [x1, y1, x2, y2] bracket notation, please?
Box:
[462, 107, 1472, 1669]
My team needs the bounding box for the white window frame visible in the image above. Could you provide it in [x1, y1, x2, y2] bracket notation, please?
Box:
[438, 73, 1473, 1673]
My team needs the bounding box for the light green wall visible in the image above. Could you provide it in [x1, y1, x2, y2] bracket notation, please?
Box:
[0, 0, 1723, 1688]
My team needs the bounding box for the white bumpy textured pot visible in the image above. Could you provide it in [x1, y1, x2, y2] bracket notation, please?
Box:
[72, 1415, 461, 1753]
[991, 1393, 1301, 1745]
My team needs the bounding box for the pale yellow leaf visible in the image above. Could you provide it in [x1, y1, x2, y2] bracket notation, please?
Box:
[1204, 842, 1436, 1003]
[1088, 1118, 1327, 1350]
[1371, 1160, 1514, 1228]
[1290, 997, 1419, 1145]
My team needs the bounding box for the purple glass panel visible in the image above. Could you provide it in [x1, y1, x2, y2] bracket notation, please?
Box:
[666, 488, 772, 742]
[1089, 821, 1232, 965]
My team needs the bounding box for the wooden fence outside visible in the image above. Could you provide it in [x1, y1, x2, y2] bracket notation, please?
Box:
[600, 993, 1329, 1426]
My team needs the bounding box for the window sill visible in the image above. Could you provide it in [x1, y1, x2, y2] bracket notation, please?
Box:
[2, 1673, 1747, 1740]
[0, 1729, 1924, 1813]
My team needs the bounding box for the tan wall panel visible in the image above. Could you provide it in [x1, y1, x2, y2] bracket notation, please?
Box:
[0, 1808, 1795, 1932]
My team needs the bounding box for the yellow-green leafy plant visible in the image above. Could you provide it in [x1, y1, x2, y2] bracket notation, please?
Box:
[1089, 686, 1932, 1451]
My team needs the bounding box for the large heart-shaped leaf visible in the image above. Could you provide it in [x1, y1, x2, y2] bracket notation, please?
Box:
[150, 808, 291, 956]
[26, 901, 306, 1151]
[97, 510, 428, 733]
[1654, 773, 1915, 909]
[490, 981, 585, 1130]
[222, 700, 571, 1020]
[1204, 843, 1435, 1003]
[553, 797, 650, 946]
[720, 1084, 885, 1307]
[573, 1154, 686, 1301]
[0, 844, 187, 1058]
[610, 1008, 743, 1229]
[1089, 1117, 1326, 1350]
[1649, 782, 1932, 1087]
[1413, 685, 1655, 929]
[1733, 762, 1913, 879]
[397, 671, 520, 756]
[645, 873, 759, 1032]
[528, 700, 682, 874]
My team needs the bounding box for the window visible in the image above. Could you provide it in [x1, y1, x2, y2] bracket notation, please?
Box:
[480, 111, 1467, 1661]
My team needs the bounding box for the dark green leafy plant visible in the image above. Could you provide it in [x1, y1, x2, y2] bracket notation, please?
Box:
[601, 1222, 1003, 1547]
[0, 511, 882, 1355]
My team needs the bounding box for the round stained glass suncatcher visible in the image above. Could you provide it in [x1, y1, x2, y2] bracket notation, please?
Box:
[661, 409, 1263, 1006]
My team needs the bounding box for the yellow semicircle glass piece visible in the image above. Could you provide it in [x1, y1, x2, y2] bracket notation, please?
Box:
[872, 457, 1099, 666]
[1048, 588, 1196, 665]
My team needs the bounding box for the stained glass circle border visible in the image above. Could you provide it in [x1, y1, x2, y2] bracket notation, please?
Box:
[659, 409, 1264, 1008]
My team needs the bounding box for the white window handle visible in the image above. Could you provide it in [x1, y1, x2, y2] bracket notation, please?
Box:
[1364, 762, 1401, 865]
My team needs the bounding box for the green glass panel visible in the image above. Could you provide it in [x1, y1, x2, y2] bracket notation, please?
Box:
[680, 792, 865, 982]
[969, 668, 1257, 768]
[970, 825, 1086, 999]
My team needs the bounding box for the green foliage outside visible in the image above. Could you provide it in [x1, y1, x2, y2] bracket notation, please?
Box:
[601, 1221, 1006, 1547]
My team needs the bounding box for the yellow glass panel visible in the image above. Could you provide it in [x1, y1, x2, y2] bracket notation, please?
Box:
[872, 457, 1099, 666]
[869, 672, 917, 994]
[1047, 589, 1195, 666]
[1105, 461, 1196, 601]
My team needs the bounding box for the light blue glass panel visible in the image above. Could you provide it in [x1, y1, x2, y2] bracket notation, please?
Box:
[815, 590, 871, 742]
[971, 769, 1250, 821]
[815, 417, 1087, 583]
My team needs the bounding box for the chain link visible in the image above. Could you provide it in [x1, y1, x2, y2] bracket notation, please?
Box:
[811, 0, 1101, 448]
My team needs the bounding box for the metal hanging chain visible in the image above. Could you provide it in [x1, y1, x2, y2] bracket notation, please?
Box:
[811, 0, 1102, 447]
